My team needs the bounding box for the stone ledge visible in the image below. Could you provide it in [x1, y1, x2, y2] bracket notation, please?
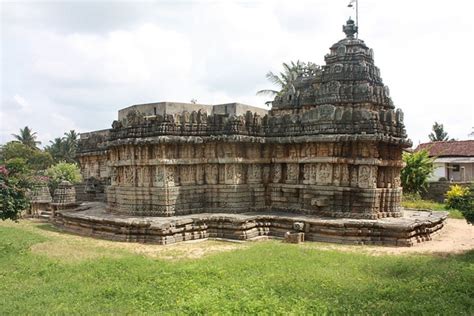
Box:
[52, 202, 447, 247]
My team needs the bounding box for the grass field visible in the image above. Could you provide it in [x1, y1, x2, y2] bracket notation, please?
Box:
[0, 220, 473, 315]
[401, 195, 465, 219]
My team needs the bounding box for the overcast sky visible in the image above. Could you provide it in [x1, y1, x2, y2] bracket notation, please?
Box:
[1, 0, 473, 147]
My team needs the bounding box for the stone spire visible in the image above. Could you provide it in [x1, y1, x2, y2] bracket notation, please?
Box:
[343, 18, 358, 38]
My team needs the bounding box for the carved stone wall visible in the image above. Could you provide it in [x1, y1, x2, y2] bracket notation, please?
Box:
[77, 19, 411, 220]
[98, 139, 404, 219]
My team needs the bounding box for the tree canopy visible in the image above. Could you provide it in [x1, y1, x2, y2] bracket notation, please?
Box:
[11, 126, 41, 149]
[0, 142, 53, 171]
[44, 130, 78, 163]
[428, 122, 450, 142]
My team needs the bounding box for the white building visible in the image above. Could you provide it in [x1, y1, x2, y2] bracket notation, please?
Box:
[416, 140, 474, 182]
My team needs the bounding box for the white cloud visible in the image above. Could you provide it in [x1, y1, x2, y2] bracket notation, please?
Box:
[1, 0, 474, 146]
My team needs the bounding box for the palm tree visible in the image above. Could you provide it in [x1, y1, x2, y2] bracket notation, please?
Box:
[256, 61, 321, 105]
[45, 130, 79, 163]
[428, 122, 450, 142]
[64, 130, 78, 162]
[45, 137, 67, 162]
[12, 126, 41, 148]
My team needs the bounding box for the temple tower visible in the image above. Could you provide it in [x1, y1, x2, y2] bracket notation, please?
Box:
[77, 19, 410, 219]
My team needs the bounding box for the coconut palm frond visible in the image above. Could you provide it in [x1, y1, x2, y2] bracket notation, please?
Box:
[265, 71, 284, 88]
[257, 60, 322, 102]
[12, 126, 41, 148]
[256, 89, 279, 97]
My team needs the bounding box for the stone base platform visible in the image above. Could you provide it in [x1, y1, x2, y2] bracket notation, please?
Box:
[52, 202, 448, 247]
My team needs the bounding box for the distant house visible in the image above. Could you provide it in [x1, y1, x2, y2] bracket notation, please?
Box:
[416, 140, 474, 182]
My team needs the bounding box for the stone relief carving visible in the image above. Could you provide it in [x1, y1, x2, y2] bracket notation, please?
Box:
[154, 167, 165, 187]
[205, 164, 218, 185]
[287, 164, 299, 183]
[248, 164, 262, 183]
[272, 164, 282, 183]
[317, 163, 332, 185]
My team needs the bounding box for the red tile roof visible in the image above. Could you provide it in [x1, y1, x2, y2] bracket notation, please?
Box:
[416, 140, 474, 157]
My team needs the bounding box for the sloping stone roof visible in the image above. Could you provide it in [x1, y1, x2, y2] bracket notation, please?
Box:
[416, 140, 474, 157]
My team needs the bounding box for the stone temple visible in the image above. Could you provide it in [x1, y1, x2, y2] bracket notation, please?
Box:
[54, 19, 447, 246]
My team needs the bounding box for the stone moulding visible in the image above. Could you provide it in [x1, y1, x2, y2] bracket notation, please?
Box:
[68, 19, 447, 246]
[53, 202, 448, 247]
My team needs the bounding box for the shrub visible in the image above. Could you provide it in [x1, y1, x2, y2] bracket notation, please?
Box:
[401, 150, 434, 194]
[0, 165, 30, 220]
[445, 184, 473, 224]
[45, 162, 82, 192]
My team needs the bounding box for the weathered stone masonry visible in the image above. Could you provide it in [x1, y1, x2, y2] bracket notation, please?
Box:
[77, 19, 410, 222]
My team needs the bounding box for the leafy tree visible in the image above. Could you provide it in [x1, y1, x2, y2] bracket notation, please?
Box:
[45, 162, 82, 192]
[401, 149, 434, 194]
[256, 61, 321, 102]
[45, 130, 79, 163]
[5, 158, 30, 176]
[0, 142, 53, 171]
[11, 126, 41, 149]
[0, 164, 30, 221]
[428, 122, 450, 142]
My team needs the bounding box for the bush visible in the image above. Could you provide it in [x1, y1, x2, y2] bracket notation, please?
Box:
[445, 184, 473, 224]
[0, 165, 30, 220]
[45, 162, 82, 192]
[401, 150, 434, 194]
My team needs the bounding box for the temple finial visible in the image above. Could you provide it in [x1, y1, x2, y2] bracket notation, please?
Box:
[343, 18, 358, 38]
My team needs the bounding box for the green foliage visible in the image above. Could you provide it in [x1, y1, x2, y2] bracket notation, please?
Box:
[0, 141, 53, 170]
[28, 150, 55, 170]
[445, 185, 474, 224]
[0, 165, 30, 220]
[11, 126, 41, 148]
[0, 222, 473, 314]
[5, 158, 30, 176]
[256, 61, 321, 101]
[45, 162, 82, 191]
[401, 150, 434, 194]
[45, 130, 78, 163]
[428, 121, 450, 142]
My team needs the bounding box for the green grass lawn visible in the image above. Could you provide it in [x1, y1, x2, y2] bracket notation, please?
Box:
[401, 196, 465, 219]
[0, 220, 473, 315]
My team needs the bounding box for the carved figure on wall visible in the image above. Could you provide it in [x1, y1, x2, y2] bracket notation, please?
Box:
[303, 164, 311, 184]
[124, 167, 135, 186]
[154, 167, 165, 187]
[317, 163, 332, 184]
[287, 164, 299, 183]
[358, 165, 371, 188]
[272, 164, 282, 183]
[196, 165, 204, 184]
[165, 166, 175, 186]
[205, 165, 218, 184]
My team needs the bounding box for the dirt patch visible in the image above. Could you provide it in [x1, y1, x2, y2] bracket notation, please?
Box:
[30, 240, 125, 262]
[121, 240, 246, 260]
[30, 237, 245, 262]
[302, 218, 474, 256]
